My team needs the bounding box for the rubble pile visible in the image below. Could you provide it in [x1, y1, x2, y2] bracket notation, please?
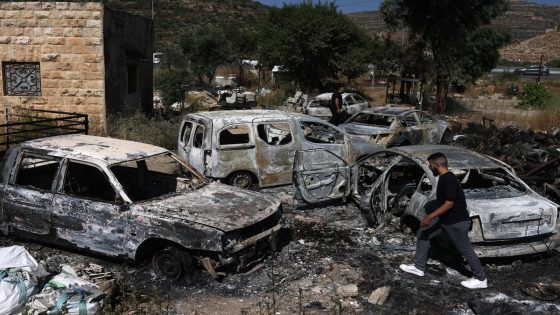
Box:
[454, 121, 560, 202]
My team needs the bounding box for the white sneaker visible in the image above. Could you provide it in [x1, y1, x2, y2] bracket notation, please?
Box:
[461, 278, 487, 289]
[399, 264, 425, 277]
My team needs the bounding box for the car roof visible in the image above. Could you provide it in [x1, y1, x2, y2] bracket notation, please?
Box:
[359, 107, 417, 116]
[20, 134, 168, 165]
[187, 109, 310, 120]
[315, 92, 359, 100]
[389, 145, 499, 169]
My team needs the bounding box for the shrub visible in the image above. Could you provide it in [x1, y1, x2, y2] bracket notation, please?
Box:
[518, 82, 552, 109]
[107, 111, 182, 150]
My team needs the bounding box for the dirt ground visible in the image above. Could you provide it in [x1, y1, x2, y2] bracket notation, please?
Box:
[3, 183, 560, 314]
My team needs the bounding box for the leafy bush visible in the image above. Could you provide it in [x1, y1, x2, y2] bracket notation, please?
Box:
[518, 82, 552, 109]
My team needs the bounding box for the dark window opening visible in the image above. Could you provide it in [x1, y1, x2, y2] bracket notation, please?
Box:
[15, 154, 59, 190]
[2, 62, 42, 96]
[257, 123, 292, 145]
[219, 125, 250, 145]
[300, 121, 344, 144]
[193, 125, 204, 148]
[127, 64, 137, 94]
[63, 162, 116, 203]
[180, 122, 193, 144]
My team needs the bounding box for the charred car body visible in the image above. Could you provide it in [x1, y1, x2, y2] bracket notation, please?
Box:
[339, 107, 451, 147]
[178, 110, 381, 190]
[0, 135, 282, 279]
[294, 145, 560, 257]
[303, 92, 370, 120]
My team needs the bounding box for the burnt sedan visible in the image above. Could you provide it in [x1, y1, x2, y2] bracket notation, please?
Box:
[294, 145, 560, 257]
[0, 135, 282, 279]
[339, 107, 451, 147]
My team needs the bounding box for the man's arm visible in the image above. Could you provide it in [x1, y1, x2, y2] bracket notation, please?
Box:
[335, 97, 342, 113]
[420, 200, 454, 227]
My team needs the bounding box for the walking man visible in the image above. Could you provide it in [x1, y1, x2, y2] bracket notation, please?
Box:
[329, 86, 345, 125]
[399, 152, 487, 289]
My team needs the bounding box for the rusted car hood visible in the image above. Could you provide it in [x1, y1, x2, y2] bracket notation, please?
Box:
[467, 195, 558, 240]
[141, 182, 281, 232]
[340, 123, 391, 136]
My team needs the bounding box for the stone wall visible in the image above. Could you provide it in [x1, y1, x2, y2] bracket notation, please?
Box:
[0, 2, 106, 135]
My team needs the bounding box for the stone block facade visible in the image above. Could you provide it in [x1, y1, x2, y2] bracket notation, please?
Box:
[0, 2, 153, 135]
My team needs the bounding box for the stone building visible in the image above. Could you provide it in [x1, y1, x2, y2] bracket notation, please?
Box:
[0, 2, 153, 135]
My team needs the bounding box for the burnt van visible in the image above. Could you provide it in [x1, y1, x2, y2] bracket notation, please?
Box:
[178, 110, 381, 189]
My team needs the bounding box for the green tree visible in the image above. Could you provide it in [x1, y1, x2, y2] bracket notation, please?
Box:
[180, 24, 234, 84]
[258, 1, 372, 91]
[381, 0, 509, 112]
[519, 82, 552, 109]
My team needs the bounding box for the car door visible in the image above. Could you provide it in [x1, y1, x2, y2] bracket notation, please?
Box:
[253, 118, 297, 186]
[293, 149, 350, 203]
[179, 121, 206, 173]
[298, 120, 346, 160]
[51, 160, 128, 256]
[2, 152, 61, 236]
[400, 112, 422, 144]
[416, 111, 440, 144]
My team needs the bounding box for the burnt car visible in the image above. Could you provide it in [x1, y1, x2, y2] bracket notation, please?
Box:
[0, 135, 282, 279]
[513, 65, 550, 76]
[294, 145, 560, 257]
[339, 107, 451, 147]
[303, 92, 370, 120]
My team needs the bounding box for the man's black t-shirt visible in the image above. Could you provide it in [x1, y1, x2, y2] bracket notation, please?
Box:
[436, 171, 469, 225]
[330, 91, 343, 116]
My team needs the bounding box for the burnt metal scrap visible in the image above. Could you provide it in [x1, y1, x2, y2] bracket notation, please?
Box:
[0, 134, 282, 280]
[453, 120, 560, 203]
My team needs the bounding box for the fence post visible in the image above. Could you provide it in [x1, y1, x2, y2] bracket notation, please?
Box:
[84, 115, 89, 135]
[4, 107, 8, 151]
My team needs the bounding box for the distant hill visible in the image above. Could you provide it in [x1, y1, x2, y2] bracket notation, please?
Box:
[103, 0, 269, 48]
[347, 0, 560, 44]
[500, 31, 560, 62]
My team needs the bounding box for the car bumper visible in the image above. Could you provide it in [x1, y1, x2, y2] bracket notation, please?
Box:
[472, 233, 560, 257]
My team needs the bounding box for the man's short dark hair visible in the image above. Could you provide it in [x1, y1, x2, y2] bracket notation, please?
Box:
[427, 152, 448, 168]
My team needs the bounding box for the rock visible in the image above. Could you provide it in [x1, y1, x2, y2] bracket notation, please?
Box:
[367, 286, 391, 305]
[370, 236, 381, 246]
[337, 284, 358, 297]
[300, 279, 313, 288]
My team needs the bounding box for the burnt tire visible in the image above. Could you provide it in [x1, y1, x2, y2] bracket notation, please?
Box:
[228, 171, 257, 190]
[152, 246, 193, 280]
[441, 130, 453, 144]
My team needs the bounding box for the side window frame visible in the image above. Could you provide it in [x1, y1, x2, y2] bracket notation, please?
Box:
[180, 121, 194, 145]
[12, 151, 62, 192]
[402, 112, 419, 127]
[216, 123, 254, 150]
[256, 122, 294, 146]
[418, 112, 436, 124]
[299, 121, 345, 145]
[192, 124, 205, 149]
[59, 159, 120, 204]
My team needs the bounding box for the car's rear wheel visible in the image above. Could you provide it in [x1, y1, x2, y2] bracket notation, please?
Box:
[152, 246, 193, 280]
[228, 171, 257, 190]
[441, 130, 453, 144]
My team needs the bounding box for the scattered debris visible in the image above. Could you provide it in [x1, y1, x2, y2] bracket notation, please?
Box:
[336, 284, 359, 298]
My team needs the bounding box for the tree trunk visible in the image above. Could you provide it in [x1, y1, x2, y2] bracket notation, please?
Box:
[435, 73, 448, 113]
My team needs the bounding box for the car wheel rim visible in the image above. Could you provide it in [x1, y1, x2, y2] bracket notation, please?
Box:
[231, 173, 252, 189]
[153, 251, 185, 280]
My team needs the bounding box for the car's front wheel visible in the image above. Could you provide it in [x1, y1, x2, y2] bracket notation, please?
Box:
[152, 246, 193, 280]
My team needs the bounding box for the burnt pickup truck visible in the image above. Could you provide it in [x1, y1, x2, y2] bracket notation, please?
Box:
[0, 135, 282, 279]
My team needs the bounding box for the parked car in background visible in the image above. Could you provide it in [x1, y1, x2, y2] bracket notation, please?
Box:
[0, 135, 282, 280]
[294, 145, 560, 257]
[303, 92, 370, 120]
[339, 107, 451, 147]
[178, 110, 381, 190]
[514, 65, 550, 76]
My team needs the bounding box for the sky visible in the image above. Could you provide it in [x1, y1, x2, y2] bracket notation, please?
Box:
[257, 0, 560, 14]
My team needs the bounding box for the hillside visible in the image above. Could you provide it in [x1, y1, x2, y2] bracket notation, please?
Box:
[500, 31, 560, 62]
[347, 0, 560, 43]
[103, 0, 269, 48]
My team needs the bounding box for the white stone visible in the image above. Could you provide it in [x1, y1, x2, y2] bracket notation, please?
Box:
[337, 284, 358, 297]
[367, 286, 390, 305]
